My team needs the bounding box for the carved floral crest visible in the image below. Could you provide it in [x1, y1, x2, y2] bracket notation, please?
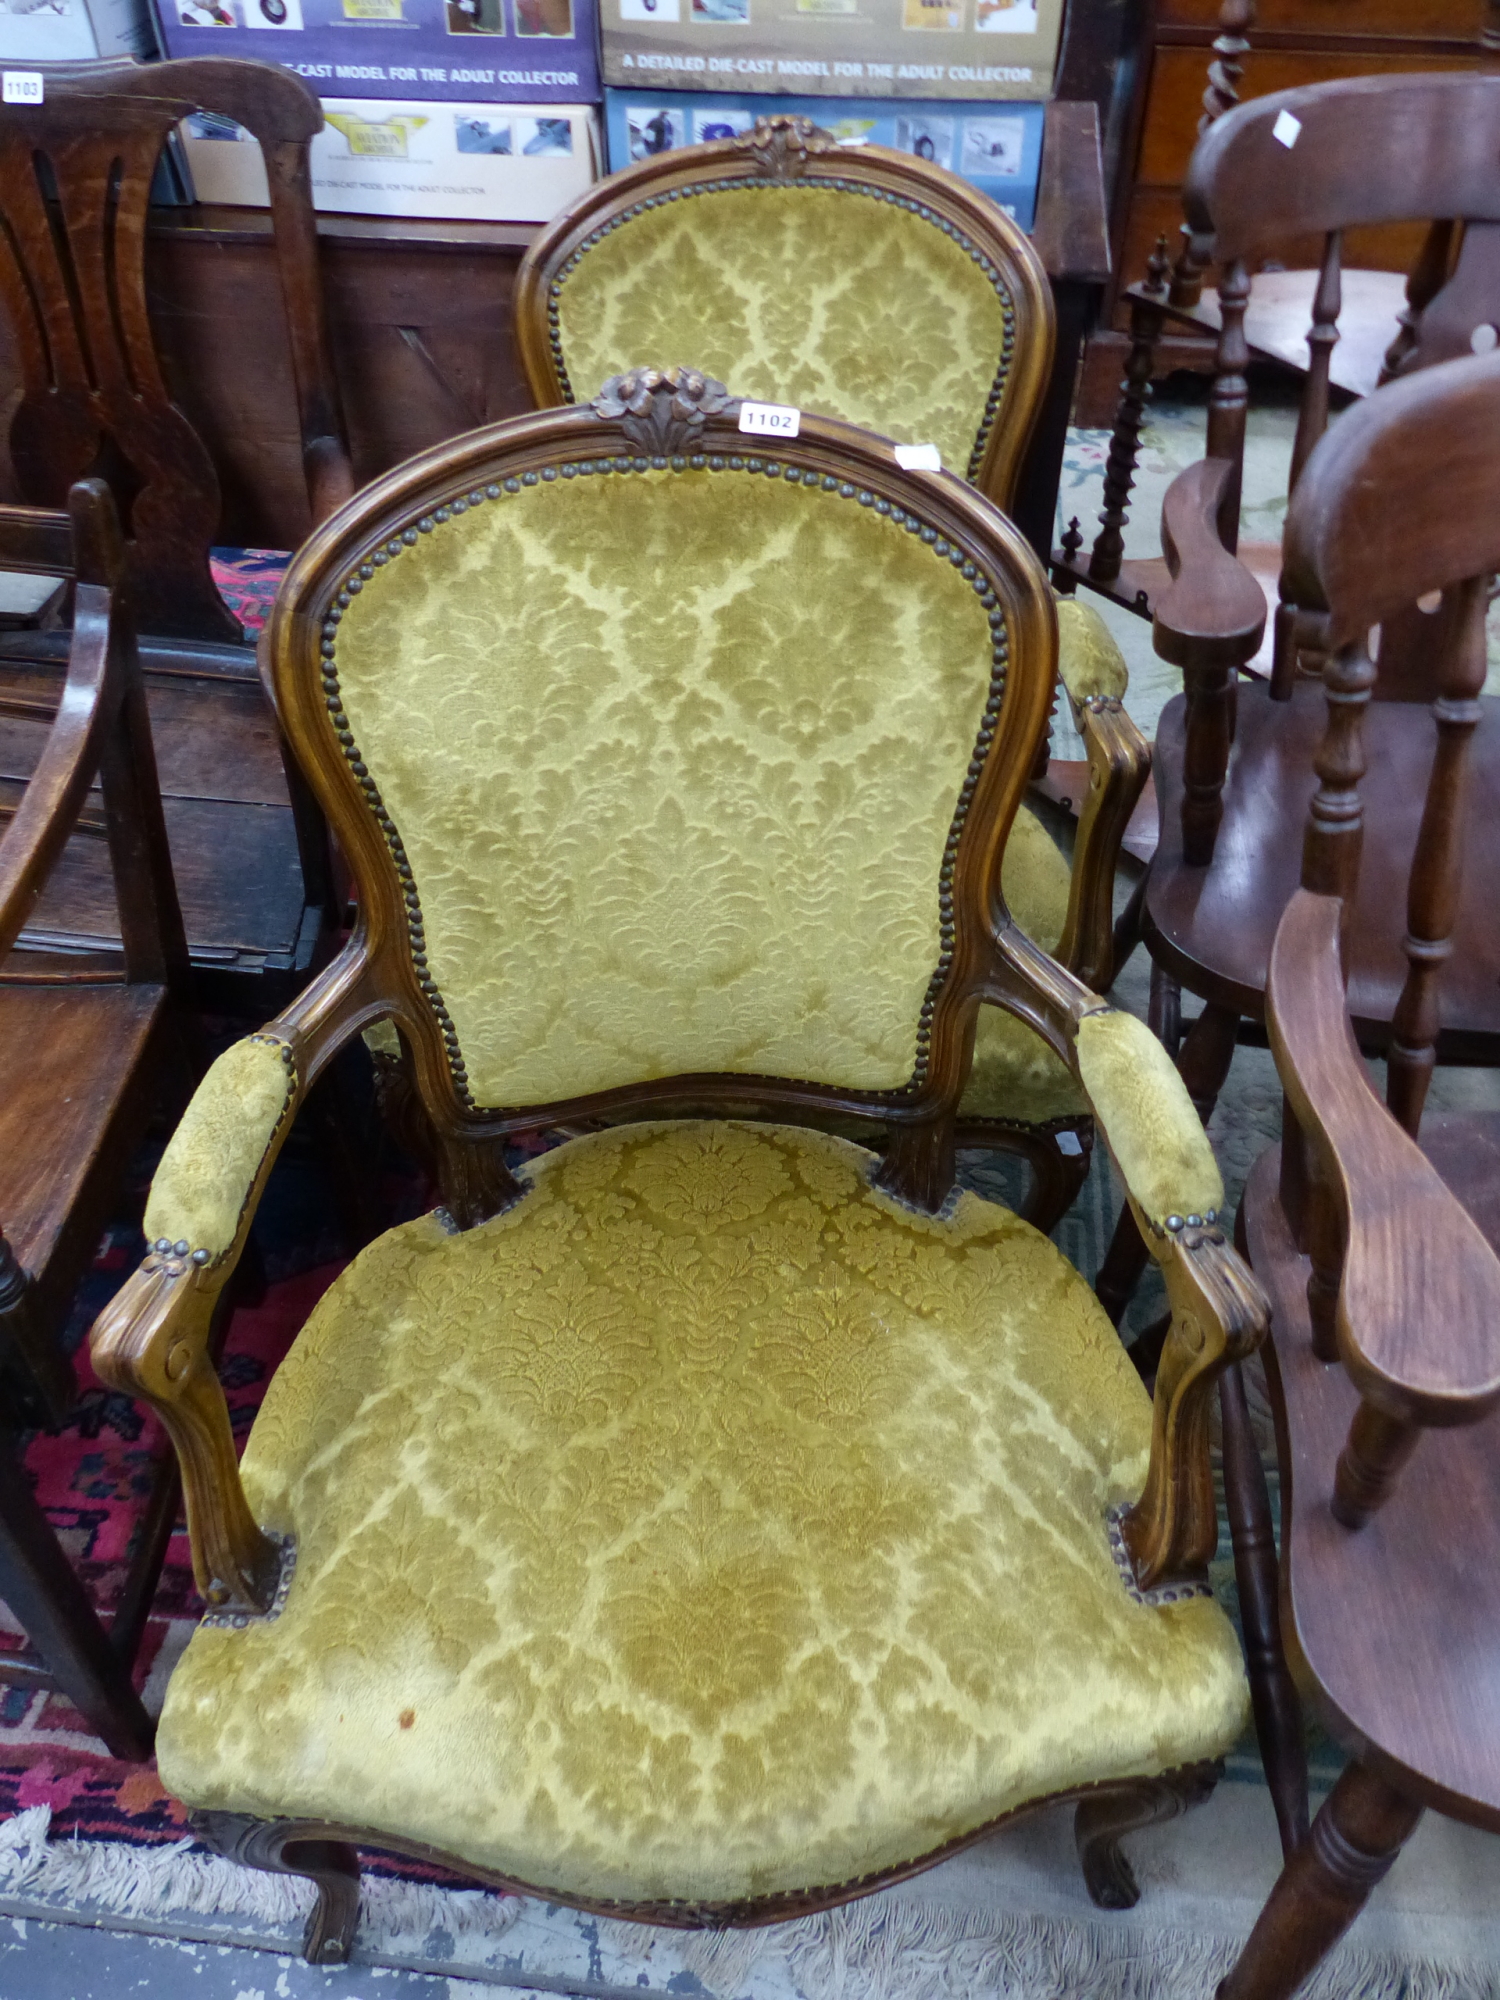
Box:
[591, 367, 739, 456]
[730, 114, 840, 181]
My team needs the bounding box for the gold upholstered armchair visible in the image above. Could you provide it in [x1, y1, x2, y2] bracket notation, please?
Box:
[91, 370, 1262, 1967]
[516, 119, 1150, 1226]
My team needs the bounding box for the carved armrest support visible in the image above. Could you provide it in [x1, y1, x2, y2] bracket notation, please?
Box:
[91, 944, 384, 1613]
[1054, 697, 1151, 992]
[1120, 1219, 1267, 1587]
[985, 929, 1269, 1587]
[1154, 458, 1268, 869]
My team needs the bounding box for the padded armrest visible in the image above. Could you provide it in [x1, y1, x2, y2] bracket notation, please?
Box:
[1074, 1010, 1224, 1231]
[1055, 595, 1129, 706]
[144, 1034, 299, 1265]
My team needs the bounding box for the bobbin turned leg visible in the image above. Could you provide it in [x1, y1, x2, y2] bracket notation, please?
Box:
[1215, 1762, 1422, 2000]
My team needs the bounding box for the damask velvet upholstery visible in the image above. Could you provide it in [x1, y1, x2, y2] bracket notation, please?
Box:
[332, 466, 993, 1105]
[1054, 598, 1130, 704]
[551, 188, 1011, 479]
[158, 1120, 1249, 1906]
[1076, 1012, 1225, 1227]
[144, 1035, 295, 1258]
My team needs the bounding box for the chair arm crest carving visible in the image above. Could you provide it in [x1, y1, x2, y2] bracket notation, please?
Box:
[593, 367, 740, 457]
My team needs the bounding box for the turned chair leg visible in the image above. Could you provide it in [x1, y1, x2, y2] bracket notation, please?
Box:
[1216, 1761, 1423, 2000]
[193, 1811, 361, 1965]
[1220, 1360, 1309, 1861]
[1075, 1763, 1219, 1909]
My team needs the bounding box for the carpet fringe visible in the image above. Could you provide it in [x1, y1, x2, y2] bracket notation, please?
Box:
[0, 1806, 516, 1949]
[2, 1808, 1497, 1999]
[678, 1893, 1500, 2000]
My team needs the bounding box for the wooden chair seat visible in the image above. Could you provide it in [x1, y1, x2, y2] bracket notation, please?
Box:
[1242, 1145, 1500, 1824]
[1168, 269, 1408, 401]
[0, 981, 169, 1288]
[0, 662, 313, 997]
[1145, 681, 1500, 1054]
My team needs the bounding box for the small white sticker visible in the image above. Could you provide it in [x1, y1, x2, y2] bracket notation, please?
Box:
[2, 72, 43, 105]
[738, 401, 800, 439]
[894, 442, 942, 471]
[1055, 1130, 1084, 1157]
[1272, 108, 1301, 149]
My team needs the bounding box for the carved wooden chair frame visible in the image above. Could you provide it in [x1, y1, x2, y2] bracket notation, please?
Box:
[516, 117, 1150, 1219]
[92, 370, 1266, 1960]
[0, 56, 353, 644]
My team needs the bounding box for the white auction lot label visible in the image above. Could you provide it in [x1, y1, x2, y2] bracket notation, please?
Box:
[738, 401, 801, 439]
[2, 73, 43, 104]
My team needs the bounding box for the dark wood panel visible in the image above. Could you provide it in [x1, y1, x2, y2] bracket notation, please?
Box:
[1157, 0, 1481, 40]
[0, 213, 540, 552]
[1136, 44, 1472, 190]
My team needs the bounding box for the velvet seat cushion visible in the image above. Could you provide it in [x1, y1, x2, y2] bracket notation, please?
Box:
[158, 1120, 1248, 1908]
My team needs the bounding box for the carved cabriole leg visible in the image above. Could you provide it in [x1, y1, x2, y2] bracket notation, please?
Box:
[1220, 1360, 1308, 1860]
[193, 1812, 361, 1966]
[1386, 575, 1489, 1137]
[1087, 239, 1172, 587]
[1332, 1400, 1421, 1529]
[1121, 1219, 1268, 1588]
[1216, 1762, 1423, 2000]
[1075, 1762, 1219, 1909]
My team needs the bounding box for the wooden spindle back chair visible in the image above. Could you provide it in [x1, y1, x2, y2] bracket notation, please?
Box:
[1220, 346, 1500, 2000]
[0, 57, 352, 1005]
[1056, 72, 1500, 650]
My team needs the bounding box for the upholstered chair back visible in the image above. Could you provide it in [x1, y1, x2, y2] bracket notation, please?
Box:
[273, 369, 1055, 1170]
[515, 120, 1054, 508]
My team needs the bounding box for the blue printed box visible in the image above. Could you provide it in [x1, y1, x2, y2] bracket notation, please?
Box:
[604, 88, 1043, 228]
[153, 0, 598, 103]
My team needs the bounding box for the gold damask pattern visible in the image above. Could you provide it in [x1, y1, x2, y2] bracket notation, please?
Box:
[552, 189, 1011, 477]
[158, 1122, 1248, 1905]
[331, 467, 994, 1107]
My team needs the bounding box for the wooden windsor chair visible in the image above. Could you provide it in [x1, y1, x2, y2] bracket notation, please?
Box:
[513, 116, 1151, 1230]
[0, 57, 354, 1009]
[1083, 75, 1500, 1326]
[1055, 71, 1500, 663]
[1216, 348, 1500, 2000]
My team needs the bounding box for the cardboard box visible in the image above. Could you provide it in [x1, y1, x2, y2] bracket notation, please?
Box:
[183, 95, 598, 218]
[604, 88, 1043, 227]
[0, 0, 157, 61]
[601, 0, 1060, 102]
[151, 0, 598, 102]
